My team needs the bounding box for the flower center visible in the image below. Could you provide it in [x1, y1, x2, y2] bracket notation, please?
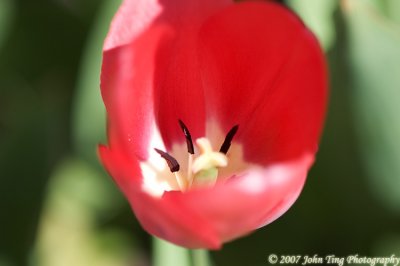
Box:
[154, 120, 239, 192]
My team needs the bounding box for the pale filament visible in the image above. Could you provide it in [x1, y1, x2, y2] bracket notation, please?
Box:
[178, 137, 228, 191]
[174, 172, 188, 191]
[187, 154, 194, 187]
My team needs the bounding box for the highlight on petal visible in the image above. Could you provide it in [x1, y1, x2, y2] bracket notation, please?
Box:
[99, 0, 327, 249]
[101, 25, 174, 160]
[104, 0, 162, 51]
[104, 0, 231, 51]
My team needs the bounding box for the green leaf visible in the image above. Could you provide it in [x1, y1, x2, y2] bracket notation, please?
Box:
[344, 0, 400, 213]
[286, 0, 338, 50]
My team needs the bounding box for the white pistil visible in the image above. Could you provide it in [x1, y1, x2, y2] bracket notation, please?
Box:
[190, 138, 228, 187]
[192, 138, 228, 173]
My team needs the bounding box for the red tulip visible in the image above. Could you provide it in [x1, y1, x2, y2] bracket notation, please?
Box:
[99, 0, 327, 249]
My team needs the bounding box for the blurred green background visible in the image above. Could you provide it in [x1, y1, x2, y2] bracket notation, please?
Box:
[1, 0, 400, 265]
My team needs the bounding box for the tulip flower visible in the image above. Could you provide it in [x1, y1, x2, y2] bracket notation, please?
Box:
[99, 0, 327, 249]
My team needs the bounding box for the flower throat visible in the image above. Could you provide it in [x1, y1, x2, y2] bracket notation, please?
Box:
[154, 120, 239, 191]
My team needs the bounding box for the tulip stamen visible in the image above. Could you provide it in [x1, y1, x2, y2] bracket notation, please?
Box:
[154, 122, 240, 191]
[178, 119, 195, 186]
[219, 125, 239, 154]
[154, 148, 188, 191]
[178, 119, 194, 154]
[154, 148, 180, 172]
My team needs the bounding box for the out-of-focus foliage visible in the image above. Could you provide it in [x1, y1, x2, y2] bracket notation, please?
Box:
[32, 0, 146, 266]
[1, 0, 400, 265]
[33, 158, 136, 266]
[286, 0, 338, 50]
[365, 0, 400, 24]
[0, 0, 15, 50]
[344, 0, 400, 213]
[73, 0, 121, 165]
[373, 234, 400, 256]
[0, 0, 99, 264]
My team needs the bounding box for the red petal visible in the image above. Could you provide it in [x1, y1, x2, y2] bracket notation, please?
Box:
[100, 0, 327, 249]
[101, 26, 172, 160]
[163, 153, 313, 244]
[100, 143, 312, 248]
[99, 145, 221, 248]
[101, 0, 232, 159]
[198, 2, 327, 164]
[151, 0, 231, 150]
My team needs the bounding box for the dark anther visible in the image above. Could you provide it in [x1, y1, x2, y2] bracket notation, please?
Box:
[178, 119, 194, 154]
[154, 148, 180, 172]
[219, 125, 239, 154]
